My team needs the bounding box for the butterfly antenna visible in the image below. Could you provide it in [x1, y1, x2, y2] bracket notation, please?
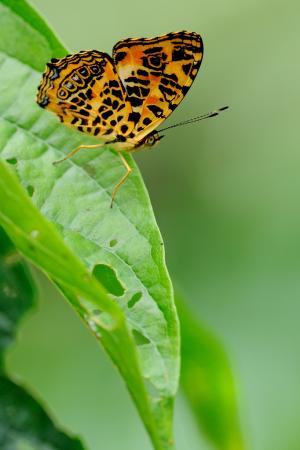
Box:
[159, 106, 229, 132]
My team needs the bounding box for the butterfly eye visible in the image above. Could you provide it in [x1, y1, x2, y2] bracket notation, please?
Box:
[145, 134, 156, 146]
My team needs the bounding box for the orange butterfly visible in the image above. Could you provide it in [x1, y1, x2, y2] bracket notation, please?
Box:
[36, 31, 227, 205]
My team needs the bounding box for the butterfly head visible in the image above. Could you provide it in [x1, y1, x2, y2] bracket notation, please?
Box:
[137, 131, 164, 149]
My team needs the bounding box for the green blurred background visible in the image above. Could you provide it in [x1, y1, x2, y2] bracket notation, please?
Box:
[6, 0, 300, 449]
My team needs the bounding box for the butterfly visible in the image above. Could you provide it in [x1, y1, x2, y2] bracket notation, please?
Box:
[36, 30, 227, 205]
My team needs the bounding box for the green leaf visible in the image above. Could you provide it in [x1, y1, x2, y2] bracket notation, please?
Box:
[0, 228, 35, 368]
[0, 228, 85, 449]
[0, 0, 66, 70]
[177, 297, 244, 450]
[0, 1, 179, 449]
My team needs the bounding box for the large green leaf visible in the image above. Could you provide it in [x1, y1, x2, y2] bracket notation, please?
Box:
[0, 228, 85, 450]
[0, 228, 35, 368]
[178, 298, 244, 450]
[0, 1, 179, 449]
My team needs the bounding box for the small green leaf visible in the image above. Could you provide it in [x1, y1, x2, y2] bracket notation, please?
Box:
[178, 297, 244, 450]
[0, 1, 179, 448]
[0, 228, 86, 449]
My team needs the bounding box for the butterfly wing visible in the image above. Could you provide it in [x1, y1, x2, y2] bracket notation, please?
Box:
[36, 50, 134, 142]
[113, 31, 203, 142]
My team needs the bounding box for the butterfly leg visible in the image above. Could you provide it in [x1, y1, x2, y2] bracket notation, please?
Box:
[52, 143, 105, 165]
[110, 152, 132, 208]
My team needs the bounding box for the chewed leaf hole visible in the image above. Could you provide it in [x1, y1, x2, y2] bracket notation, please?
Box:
[109, 239, 118, 247]
[26, 185, 34, 197]
[128, 291, 142, 309]
[92, 264, 125, 296]
[132, 329, 150, 346]
[99, 311, 116, 330]
[6, 157, 17, 165]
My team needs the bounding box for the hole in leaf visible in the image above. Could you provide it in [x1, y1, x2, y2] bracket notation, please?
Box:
[26, 185, 34, 197]
[30, 230, 39, 239]
[144, 379, 160, 397]
[99, 312, 116, 330]
[82, 308, 115, 331]
[132, 329, 150, 346]
[109, 239, 118, 247]
[6, 157, 17, 165]
[92, 264, 125, 296]
[128, 291, 142, 309]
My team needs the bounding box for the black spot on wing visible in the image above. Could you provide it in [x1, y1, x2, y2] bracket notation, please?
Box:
[166, 73, 178, 82]
[86, 88, 93, 100]
[109, 80, 119, 87]
[115, 51, 127, 63]
[147, 104, 164, 117]
[79, 108, 90, 116]
[143, 117, 152, 126]
[112, 89, 123, 100]
[140, 87, 150, 97]
[127, 85, 141, 97]
[102, 110, 113, 120]
[169, 103, 177, 111]
[116, 134, 127, 142]
[103, 97, 112, 107]
[92, 116, 101, 125]
[137, 69, 148, 77]
[121, 124, 128, 133]
[130, 97, 144, 107]
[182, 63, 192, 75]
[117, 103, 125, 111]
[128, 111, 141, 123]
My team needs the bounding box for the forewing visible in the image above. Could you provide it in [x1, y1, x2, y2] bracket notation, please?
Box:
[37, 51, 134, 142]
[113, 31, 203, 141]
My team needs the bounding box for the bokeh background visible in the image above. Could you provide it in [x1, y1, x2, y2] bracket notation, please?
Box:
[6, 0, 300, 449]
